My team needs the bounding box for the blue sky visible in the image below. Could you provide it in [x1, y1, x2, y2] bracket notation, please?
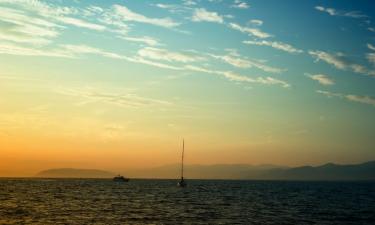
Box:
[0, 0, 375, 174]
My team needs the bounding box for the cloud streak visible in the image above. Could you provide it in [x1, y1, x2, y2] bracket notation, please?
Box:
[192, 8, 224, 23]
[57, 88, 173, 109]
[366, 44, 375, 66]
[315, 6, 367, 18]
[112, 4, 180, 28]
[138, 47, 205, 63]
[119, 36, 160, 46]
[231, 0, 250, 9]
[243, 40, 303, 54]
[317, 90, 375, 107]
[0, 40, 290, 88]
[0, 6, 61, 45]
[229, 23, 271, 38]
[0, 43, 71, 57]
[249, 19, 263, 26]
[56, 17, 106, 31]
[184, 65, 290, 88]
[208, 51, 285, 73]
[309, 50, 375, 77]
[306, 73, 334, 85]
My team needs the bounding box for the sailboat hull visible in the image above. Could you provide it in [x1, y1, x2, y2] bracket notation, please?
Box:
[177, 180, 187, 187]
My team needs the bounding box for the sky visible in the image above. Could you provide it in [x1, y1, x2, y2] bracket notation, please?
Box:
[0, 0, 375, 176]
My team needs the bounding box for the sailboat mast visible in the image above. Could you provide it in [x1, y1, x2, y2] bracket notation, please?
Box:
[181, 139, 184, 179]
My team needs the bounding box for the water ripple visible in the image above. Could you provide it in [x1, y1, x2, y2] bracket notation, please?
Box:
[0, 179, 374, 224]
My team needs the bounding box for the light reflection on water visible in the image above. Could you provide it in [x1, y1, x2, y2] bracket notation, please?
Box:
[0, 179, 374, 224]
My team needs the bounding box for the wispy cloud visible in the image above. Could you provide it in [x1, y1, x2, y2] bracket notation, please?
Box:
[1, 39, 289, 88]
[111, 4, 180, 28]
[243, 40, 303, 54]
[191, 8, 224, 23]
[56, 17, 106, 31]
[184, 65, 290, 88]
[0, 42, 71, 57]
[346, 95, 375, 107]
[0, 6, 61, 45]
[208, 50, 285, 73]
[367, 44, 375, 66]
[231, 0, 249, 9]
[137, 47, 205, 63]
[367, 53, 375, 66]
[111, 48, 289, 87]
[128, 56, 184, 70]
[120, 36, 160, 46]
[309, 50, 375, 77]
[249, 19, 263, 26]
[133, 50, 289, 88]
[98, 10, 129, 34]
[0, 42, 129, 60]
[0, 0, 293, 90]
[0, 75, 44, 82]
[229, 23, 271, 38]
[86, 6, 104, 14]
[316, 90, 342, 98]
[61, 44, 125, 59]
[0, 0, 110, 49]
[155, 4, 176, 9]
[315, 6, 338, 16]
[317, 90, 375, 107]
[0, 0, 78, 17]
[309, 50, 347, 69]
[0, 0, 104, 31]
[306, 73, 334, 86]
[367, 43, 375, 51]
[153, 3, 189, 14]
[57, 88, 172, 108]
[315, 5, 367, 18]
[183, 0, 197, 6]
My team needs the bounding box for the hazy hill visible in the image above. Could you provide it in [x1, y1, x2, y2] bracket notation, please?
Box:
[35, 161, 375, 180]
[126, 164, 287, 179]
[36, 168, 115, 178]
[126, 161, 375, 180]
[261, 161, 375, 181]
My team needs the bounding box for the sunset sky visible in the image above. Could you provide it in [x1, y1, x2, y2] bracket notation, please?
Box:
[1, 0, 375, 176]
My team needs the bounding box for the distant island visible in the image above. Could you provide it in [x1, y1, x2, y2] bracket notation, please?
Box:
[35, 161, 375, 180]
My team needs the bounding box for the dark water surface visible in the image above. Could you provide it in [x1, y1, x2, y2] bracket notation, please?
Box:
[0, 179, 374, 224]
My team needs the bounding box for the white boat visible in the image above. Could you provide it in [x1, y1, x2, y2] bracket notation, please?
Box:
[177, 139, 187, 187]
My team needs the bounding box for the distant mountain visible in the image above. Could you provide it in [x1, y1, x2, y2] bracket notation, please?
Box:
[36, 168, 115, 178]
[126, 161, 375, 180]
[36, 161, 375, 180]
[261, 161, 375, 181]
[126, 164, 288, 179]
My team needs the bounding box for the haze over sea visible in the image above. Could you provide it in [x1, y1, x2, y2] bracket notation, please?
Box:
[1, 179, 374, 225]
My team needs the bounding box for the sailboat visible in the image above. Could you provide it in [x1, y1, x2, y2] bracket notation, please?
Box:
[177, 139, 187, 187]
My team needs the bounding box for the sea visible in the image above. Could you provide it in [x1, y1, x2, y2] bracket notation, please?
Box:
[0, 179, 374, 225]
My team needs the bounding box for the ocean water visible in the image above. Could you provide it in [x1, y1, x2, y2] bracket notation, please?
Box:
[0, 179, 374, 224]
